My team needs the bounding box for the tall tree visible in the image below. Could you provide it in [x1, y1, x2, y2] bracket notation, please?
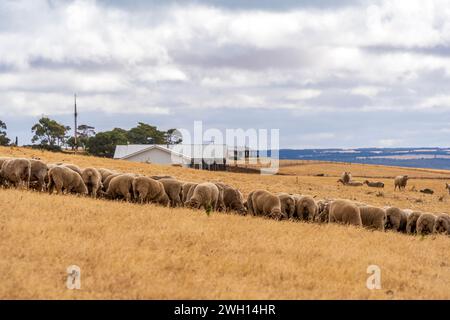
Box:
[165, 128, 183, 145]
[67, 124, 96, 150]
[127, 122, 166, 144]
[0, 120, 10, 146]
[85, 128, 128, 158]
[77, 124, 96, 139]
[31, 117, 70, 148]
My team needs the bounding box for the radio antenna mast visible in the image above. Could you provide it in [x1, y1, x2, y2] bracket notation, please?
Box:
[74, 93, 78, 153]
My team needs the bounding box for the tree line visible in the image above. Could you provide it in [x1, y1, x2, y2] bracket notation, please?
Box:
[0, 117, 182, 158]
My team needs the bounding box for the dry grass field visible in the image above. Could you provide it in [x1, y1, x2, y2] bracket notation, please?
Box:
[0, 146, 450, 299]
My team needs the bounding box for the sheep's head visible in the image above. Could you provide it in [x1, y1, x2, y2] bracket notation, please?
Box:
[434, 217, 449, 233]
[315, 202, 329, 223]
[287, 198, 296, 216]
[270, 207, 283, 220]
[237, 206, 247, 215]
[186, 198, 200, 208]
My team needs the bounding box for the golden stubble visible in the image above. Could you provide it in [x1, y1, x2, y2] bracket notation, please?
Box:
[0, 146, 449, 299]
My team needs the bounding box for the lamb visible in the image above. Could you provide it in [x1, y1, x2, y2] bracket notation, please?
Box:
[277, 193, 295, 219]
[394, 175, 409, 191]
[384, 207, 408, 232]
[105, 174, 135, 201]
[81, 167, 103, 198]
[47, 166, 88, 195]
[364, 180, 384, 188]
[341, 172, 352, 185]
[406, 211, 422, 234]
[185, 182, 220, 211]
[433, 213, 450, 235]
[294, 195, 318, 221]
[181, 182, 198, 203]
[359, 206, 386, 231]
[0, 158, 31, 188]
[416, 213, 436, 235]
[328, 199, 362, 226]
[159, 178, 184, 207]
[247, 190, 282, 220]
[132, 176, 169, 206]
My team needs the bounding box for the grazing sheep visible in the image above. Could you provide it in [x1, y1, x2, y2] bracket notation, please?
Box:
[416, 213, 436, 235]
[328, 200, 362, 226]
[29, 159, 48, 191]
[213, 182, 227, 212]
[247, 190, 282, 220]
[364, 180, 384, 188]
[102, 173, 122, 192]
[394, 175, 409, 191]
[433, 213, 450, 235]
[0, 157, 12, 178]
[384, 207, 408, 232]
[341, 172, 352, 185]
[221, 185, 246, 214]
[159, 178, 184, 207]
[47, 166, 88, 195]
[359, 206, 386, 231]
[278, 193, 295, 219]
[0, 158, 31, 188]
[315, 199, 332, 223]
[105, 174, 135, 201]
[406, 211, 422, 234]
[81, 167, 102, 198]
[185, 182, 220, 211]
[446, 183, 450, 194]
[181, 182, 198, 203]
[132, 176, 169, 206]
[294, 195, 318, 221]
[98, 168, 116, 183]
[59, 163, 82, 175]
[419, 188, 434, 195]
[184, 183, 199, 204]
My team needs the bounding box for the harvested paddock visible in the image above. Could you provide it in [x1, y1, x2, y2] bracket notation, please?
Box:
[0, 188, 449, 299]
[1, 146, 450, 299]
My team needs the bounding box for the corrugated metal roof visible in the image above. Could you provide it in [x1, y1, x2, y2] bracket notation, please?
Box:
[113, 144, 229, 160]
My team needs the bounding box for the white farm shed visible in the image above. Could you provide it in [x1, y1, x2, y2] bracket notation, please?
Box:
[113, 144, 191, 166]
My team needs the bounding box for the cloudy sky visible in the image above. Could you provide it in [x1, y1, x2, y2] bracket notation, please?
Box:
[1, 0, 450, 148]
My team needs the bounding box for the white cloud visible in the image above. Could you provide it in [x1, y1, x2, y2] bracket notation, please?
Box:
[350, 86, 384, 98]
[287, 89, 321, 100]
[1, 0, 450, 147]
[420, 94, 450, 110]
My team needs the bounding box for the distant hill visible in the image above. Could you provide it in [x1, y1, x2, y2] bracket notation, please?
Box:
[276, 147, 450, 170]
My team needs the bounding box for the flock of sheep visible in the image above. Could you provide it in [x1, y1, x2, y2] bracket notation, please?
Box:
[1, 157, 450, 237]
